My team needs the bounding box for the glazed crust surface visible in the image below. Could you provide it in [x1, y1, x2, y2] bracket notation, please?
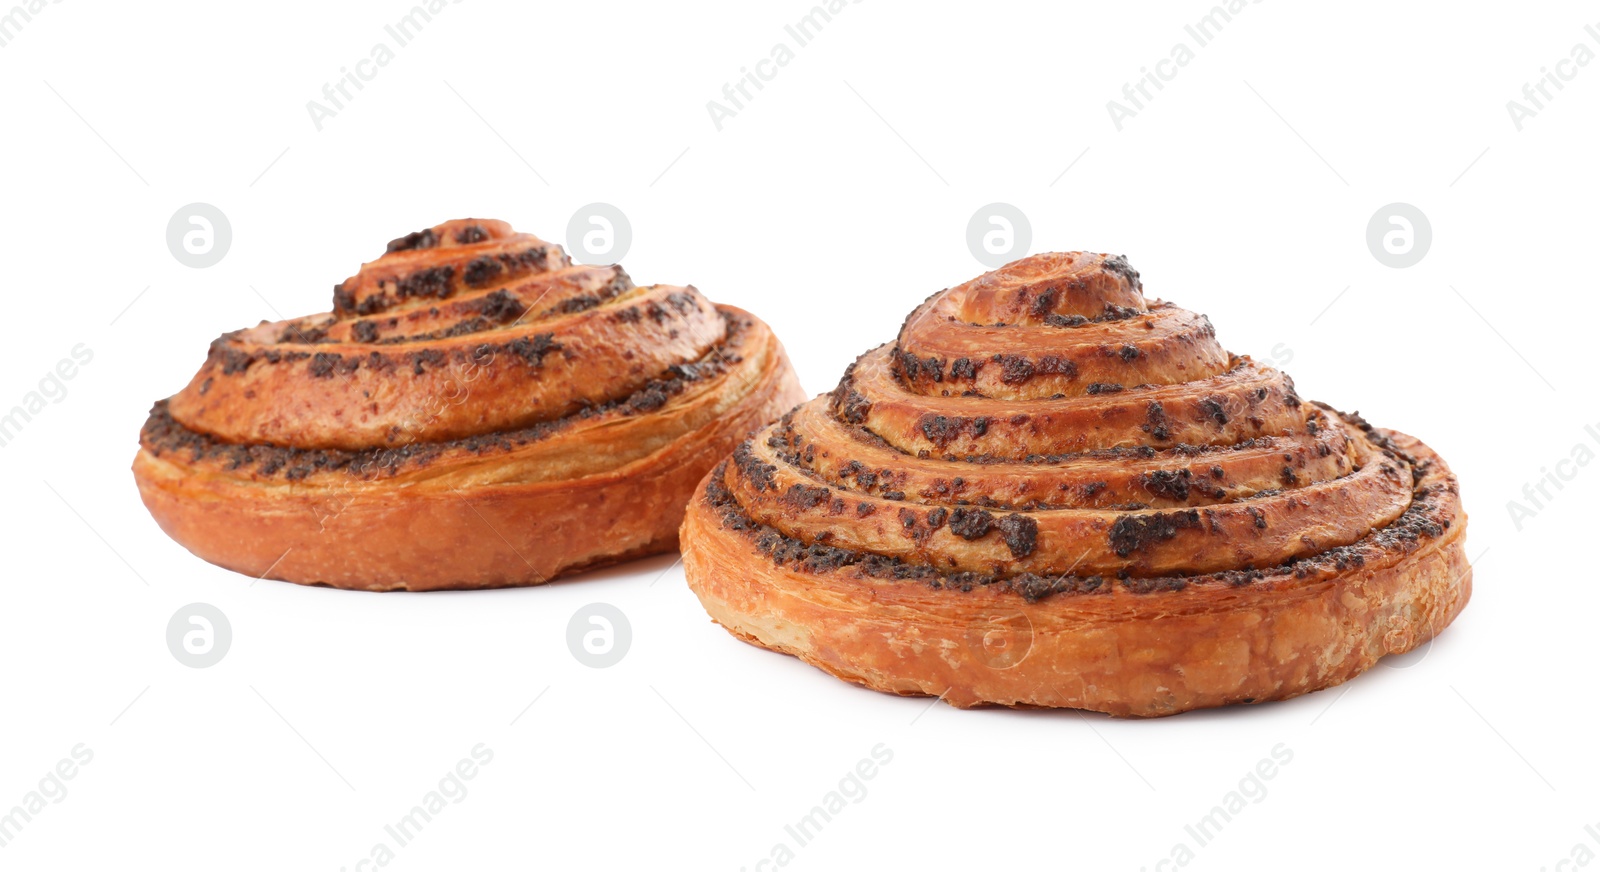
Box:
[134, 219, 805, 590]
[680, 252, 1469, 716]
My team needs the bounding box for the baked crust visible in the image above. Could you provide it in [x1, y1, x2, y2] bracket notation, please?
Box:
[680, 252, 1470, 716]
[133, 219, 805, 590]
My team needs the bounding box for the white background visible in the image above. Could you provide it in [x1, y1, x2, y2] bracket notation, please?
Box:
[2, 1, 1596, 869]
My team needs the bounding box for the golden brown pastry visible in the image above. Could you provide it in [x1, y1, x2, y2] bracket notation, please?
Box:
[134, 218, 805, 590]
[681, 252, 1469, 717]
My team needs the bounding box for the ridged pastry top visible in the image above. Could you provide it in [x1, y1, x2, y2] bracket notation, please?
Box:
[161, 219, 731, 453]
[706, 252, 1419, 597]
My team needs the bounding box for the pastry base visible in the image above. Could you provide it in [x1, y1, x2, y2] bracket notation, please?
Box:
[134, 312, 806, 592]
[680, 430, 1470, 717]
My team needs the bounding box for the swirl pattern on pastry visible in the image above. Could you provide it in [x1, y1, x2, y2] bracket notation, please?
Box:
[681, 252, 1470, 716]
[135, 219, 806, 590]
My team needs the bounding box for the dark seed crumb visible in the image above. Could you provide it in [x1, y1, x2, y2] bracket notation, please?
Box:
[463, 255, 503, 288]
[507, 333, 561, 367]
[996, 514, 1038, 558]
[948, 507, 994, 540]
[1108, 509, 1203, 557]
[386, 227, 438, 252]
[308, 352, 339, 378]
[1140, 469, 1192, 502]
[998, 355, 1034, 384]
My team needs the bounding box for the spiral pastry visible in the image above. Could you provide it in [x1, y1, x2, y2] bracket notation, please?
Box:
[134, 219, 805, 590]
[681, 252, 1469, 716]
